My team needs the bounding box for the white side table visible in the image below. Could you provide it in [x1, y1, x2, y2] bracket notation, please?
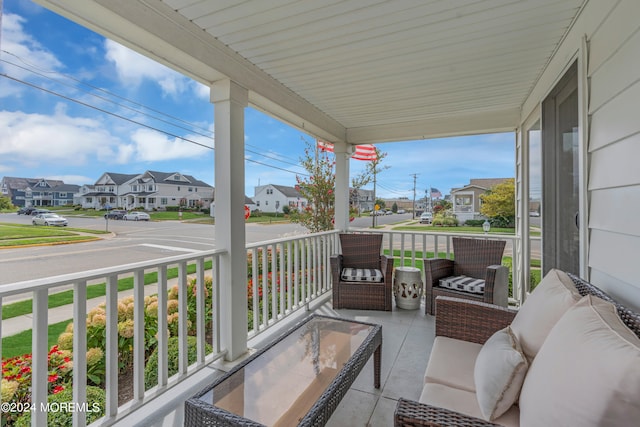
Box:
[393, 266, 424, 310]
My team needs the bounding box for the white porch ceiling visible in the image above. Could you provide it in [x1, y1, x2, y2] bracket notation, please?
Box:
[35, 0, 586, 144]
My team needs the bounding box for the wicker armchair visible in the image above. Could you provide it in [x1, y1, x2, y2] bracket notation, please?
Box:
[424, 237, 508, 315]
[330, 233, 394, 311]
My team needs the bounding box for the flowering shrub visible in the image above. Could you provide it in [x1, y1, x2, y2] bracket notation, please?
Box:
[1, 346, 73, 425]
[53, 276, 214, 387]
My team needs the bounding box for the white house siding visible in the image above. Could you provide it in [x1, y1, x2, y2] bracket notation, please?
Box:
[585, 0, 640, 310]
[517, 0, 640, 310]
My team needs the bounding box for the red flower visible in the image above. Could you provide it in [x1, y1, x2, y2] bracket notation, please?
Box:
[53, 385, 65, 394]
[48, 373, 59, 383]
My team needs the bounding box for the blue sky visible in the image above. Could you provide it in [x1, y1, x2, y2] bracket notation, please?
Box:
[0, 1, 515, 199]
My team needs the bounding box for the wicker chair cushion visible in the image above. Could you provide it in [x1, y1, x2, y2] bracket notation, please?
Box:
[519, 295, 640, 426]
[439, 275, 485, 294]
[341, 268, 384, 282]
[419, 383, 521, 427]
[474, 326, 528, 421]
[510, 268, 582, 361]
[424, 336, 481, 392]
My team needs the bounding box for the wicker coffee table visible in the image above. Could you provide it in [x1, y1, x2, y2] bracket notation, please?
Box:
[185, 315, 382, 426]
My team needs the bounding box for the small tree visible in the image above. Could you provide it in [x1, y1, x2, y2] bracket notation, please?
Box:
[289, 140, 335, 232]
[480, 179, 515, 226]
[0, 196, 14, 211]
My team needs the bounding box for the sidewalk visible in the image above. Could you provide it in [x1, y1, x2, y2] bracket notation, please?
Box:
[2, 278, 180, 337]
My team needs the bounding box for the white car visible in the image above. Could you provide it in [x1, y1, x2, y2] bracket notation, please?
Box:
[32, 213, 68, 227]
[419, 212, 432, 224]
[123, 211, 151, 221]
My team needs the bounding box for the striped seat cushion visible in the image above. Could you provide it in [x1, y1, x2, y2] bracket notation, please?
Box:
[439, 275, 485, 294]
[341, 268, 384, 282]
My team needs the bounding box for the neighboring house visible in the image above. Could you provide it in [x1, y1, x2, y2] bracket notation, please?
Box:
[77, 172, 138, 209]
[76, 171, 214, 210]
[51, 184, 81, 206]
[350, 188, 374, 213]
[451, 178, 511, 223]
[0, 177, 66, 207]
[253, 184, 306, 213]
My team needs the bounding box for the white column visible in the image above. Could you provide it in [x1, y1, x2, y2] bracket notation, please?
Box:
[333, 141, 350, 231]
[211, 79, 249, 360]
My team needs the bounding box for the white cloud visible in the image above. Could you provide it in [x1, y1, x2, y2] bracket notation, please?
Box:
[0, 109, 123, 167]
[0, 13, 63, 97]
[127, 128, 212, 162]
[104, 40, 208, 99]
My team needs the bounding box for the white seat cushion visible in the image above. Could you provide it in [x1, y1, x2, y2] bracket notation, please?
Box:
[474, 326, 528, 421]
[519, 295, 640, 426]
[439, 275, 485, 294]
[424, 336, 482, 392]
[419, 383, 520, 427]
[510, 268, 581, 361]
[341, 267, 383, 282]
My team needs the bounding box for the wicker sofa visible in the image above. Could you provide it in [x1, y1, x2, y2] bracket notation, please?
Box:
[395, 269, 640, 426]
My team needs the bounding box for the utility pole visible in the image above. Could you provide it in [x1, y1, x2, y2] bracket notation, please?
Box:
[410, 173, 419, 219]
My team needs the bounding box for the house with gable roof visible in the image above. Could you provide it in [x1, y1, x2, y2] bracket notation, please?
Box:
[450, 178, 511, 223]
[253, 184, 306, 213]
[76, 171, 213, 210]
[0, 176, 75, 207]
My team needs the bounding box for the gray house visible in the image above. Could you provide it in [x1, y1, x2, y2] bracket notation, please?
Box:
[0, 176, 73, 207]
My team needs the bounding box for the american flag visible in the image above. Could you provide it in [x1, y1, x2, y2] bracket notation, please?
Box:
[317, 140, 377, 161]
[430, 187, 442, 199]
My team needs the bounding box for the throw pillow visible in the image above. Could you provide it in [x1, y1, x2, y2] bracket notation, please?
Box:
[474, 326, 528, 420]
[519, 295, 640, 426]
[340, 268, 383, 282]
[510, 268, 581, 361]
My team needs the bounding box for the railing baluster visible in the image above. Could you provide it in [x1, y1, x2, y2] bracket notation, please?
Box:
[73, 280, 87, 427]
[286, 241, 293, 312]
[177, 262, 188, 376]
[196, 258, 205, 364]
[251, 248, 259, 334]
[213, 256, 221, 354]
[262, 245, 269, 328]
[133, 269, 145, 402]
[294, 239, 300, 307]
[32, 289, 48, 427]
[157, 266, 168, 387]
[105, 275, 118, 417]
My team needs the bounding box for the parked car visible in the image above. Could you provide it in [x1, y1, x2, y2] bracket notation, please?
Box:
[104, 209, 127, 220]
[17, 206, 36, 215]
[123, 211, 150, 221]
[419, 212, 432, 224]
[397, 209, 406, 214]
[32, 213, 68, 227]
[31, 209, 52, 216]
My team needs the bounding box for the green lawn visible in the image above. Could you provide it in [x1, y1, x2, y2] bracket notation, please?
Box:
[0, 223, 103, 247]
[2, 321, 69, 358]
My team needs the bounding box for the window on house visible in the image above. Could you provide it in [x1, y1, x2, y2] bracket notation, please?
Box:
[161, 198, 168, 205]
[188, 187, 193, 192]
[177, 186, 181, 191]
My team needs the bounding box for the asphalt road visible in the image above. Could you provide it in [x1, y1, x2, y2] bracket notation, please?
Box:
[0, 212, 535, 286]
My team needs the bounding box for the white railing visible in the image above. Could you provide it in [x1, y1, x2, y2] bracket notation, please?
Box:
[0, 232, 340, 426]
[246, 230, 339, 338]
[0, 250, 227, 426]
